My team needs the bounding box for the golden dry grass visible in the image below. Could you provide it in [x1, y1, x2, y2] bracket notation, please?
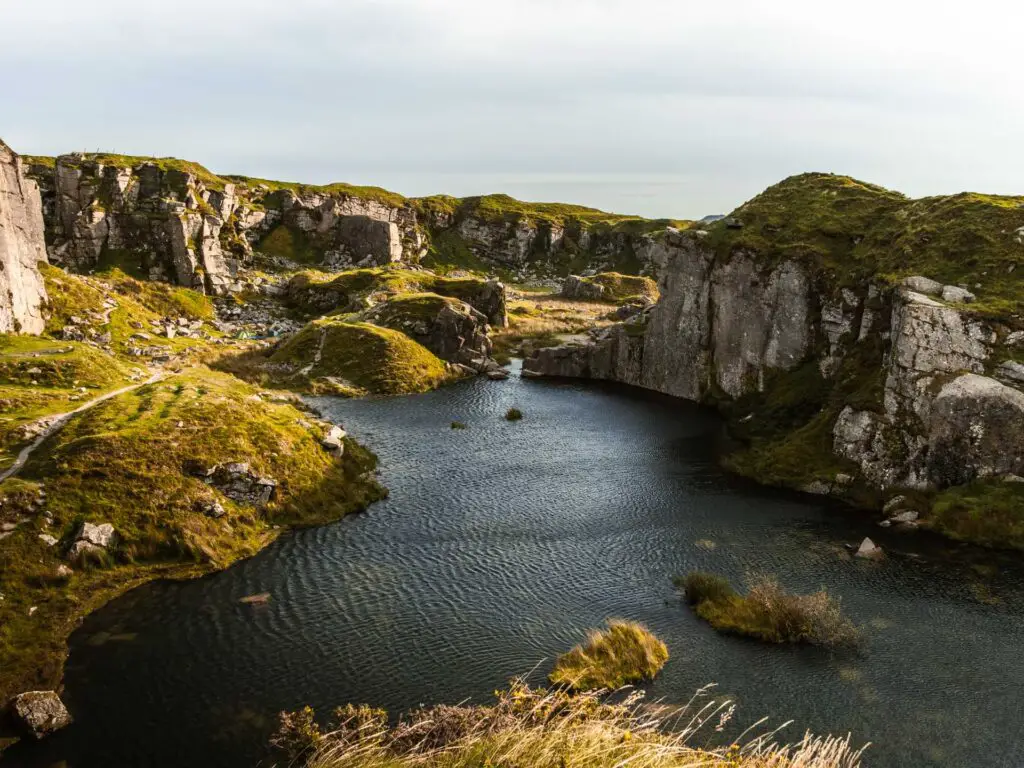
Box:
[279, 678, 867, 768]
[550, 620, 669, 690]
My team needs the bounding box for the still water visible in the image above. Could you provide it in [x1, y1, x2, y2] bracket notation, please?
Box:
[8, 364, 1024, 767]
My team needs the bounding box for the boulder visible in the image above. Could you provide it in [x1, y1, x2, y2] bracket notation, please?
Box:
[188, 461, 278, 506]
[561, 275, 605, 301]
[889, 510, 919, 524]
[76, 521, 116, 548]
[883, 495, 908, 514]
[901, 275, 943, 296]
[321, 425, 346, 455]
[9, 691, 73, 739]
[855, 537, 884, 560]
[996, 360, 1024, 386]
[941, 285, 976, 304]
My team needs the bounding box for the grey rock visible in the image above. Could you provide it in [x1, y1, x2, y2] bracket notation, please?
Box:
[38, 534, 58, 547]
[9, 691, 73, 739]
[901, 275, 943, 296]
[941, 285, 976, 304]
[855, 537, 884, 559]
[321, 425, 347, 455]
[75, 521, 116, 549]
[889, 510, 919, 524]
[0, 139, 49, 334]
[883, 495, 908, 514]
[561, 275, 606, 300]
[996, 360, 1024, 385]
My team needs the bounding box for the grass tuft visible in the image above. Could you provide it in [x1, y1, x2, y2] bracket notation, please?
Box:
[549, 620, 668, 691]
[505, 407, 523, 421]
[679, 573, 859, 648]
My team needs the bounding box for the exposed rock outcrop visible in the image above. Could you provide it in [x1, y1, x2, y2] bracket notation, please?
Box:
[524, 173, 1024, 511]
[360, 294, 493, 364]
[0, 140, 48, 334]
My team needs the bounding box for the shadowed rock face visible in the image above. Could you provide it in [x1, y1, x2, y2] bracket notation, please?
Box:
[525, 226, 1024, 496]
[0, 140, 48, 334]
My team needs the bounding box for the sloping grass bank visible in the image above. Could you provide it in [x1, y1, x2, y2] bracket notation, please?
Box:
[0, 368, 384, 709]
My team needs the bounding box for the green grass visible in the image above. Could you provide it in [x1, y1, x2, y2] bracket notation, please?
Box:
[267, 319, 451, 395]
[0, 368, 384, 706]
[505, 407, 523, 421]
[548, 620, 668, 691]
[930, 480, 1024, 549]
[679, 573, 859, 647]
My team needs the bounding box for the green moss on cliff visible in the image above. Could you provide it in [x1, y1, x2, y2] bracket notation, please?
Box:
[575, 272, 660, 302]
[57, 153, 228, 191]
[225, 175, 407, 209]
[0, 368, 383, 704]
[268, 319, 450, 395]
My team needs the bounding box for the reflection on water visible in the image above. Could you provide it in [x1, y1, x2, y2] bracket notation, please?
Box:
[8, 364, 1024, 767]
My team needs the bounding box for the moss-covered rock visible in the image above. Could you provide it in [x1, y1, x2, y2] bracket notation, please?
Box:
[358, 293, 492, 363]
[561, 272, 659, 303]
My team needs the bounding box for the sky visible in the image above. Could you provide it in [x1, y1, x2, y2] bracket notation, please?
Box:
[3, 0, 1023, 220]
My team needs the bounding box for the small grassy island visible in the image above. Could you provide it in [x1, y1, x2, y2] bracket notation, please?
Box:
[549, 620, 669, 690]
[679, 573, 860, 648]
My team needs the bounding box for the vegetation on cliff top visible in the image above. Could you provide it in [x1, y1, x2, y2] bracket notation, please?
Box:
[549, 620, 668, 691]
[0, 367, 383, 705]
[711, 172, 1024, 321]
[929, 480, 1024, 550]
[274, 677, 865, 768]
[679, 572, 859, 648]
[267, 319, 451, 396]
[52, 152, 229, 190]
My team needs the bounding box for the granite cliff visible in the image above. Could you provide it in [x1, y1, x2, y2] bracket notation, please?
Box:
[525, 174, 1024, 543]
[22, 154, 688, 290]
[0, 141, 48, 334]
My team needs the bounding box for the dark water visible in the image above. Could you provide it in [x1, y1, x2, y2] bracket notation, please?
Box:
[8, 364, 1024, 768]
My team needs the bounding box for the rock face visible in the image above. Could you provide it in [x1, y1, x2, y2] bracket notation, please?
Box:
[9, 691, 73, 739]
[360, 295, 493, 364]
[0, 140, 48, 334]
[188, 461, 278, 505]
[524, 226, 1024, 498]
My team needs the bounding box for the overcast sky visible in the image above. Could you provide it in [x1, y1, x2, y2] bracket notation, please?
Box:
[4, 0, 1022, 219]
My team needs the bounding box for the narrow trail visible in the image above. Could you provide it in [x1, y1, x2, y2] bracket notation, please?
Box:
[0, 372, 166, 483]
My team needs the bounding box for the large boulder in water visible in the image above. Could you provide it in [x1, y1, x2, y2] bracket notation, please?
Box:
[8, 691, 72, 739]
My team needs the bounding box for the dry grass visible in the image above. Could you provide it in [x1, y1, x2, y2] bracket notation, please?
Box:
[549, 620, 669, 691]
[278, 678, 867, 768]
[680, 574, 860, 648]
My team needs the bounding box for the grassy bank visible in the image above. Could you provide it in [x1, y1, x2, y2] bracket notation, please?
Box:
[275, 678, 865, 768]
[679, 573, 859, 647]
[549, 620, 668, 691]
[0, 368, 384, 708]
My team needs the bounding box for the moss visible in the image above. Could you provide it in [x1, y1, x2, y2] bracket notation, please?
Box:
[363, 293, 459, 327]
[224, 175, 407, 209]
[421, 229, 492, 275]
[679, 573, 859, 647]
[268, 319, 450, 395]
[257, 224, 318, 264]
[930, 480, 1024, 549]
[0, 367, 384, 704]
[20, 155, 56, 169]
[549, 620, 668, 691]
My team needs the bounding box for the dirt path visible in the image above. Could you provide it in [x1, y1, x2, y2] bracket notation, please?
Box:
[0, 372, 165, 483]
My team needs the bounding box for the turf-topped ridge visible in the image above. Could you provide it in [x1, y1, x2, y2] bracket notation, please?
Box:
[223, 175, 408, 209]
[0, 367, 383, 704]
[710, 172, 1024, 320]
[53, 153, 228, 191]
[269, 319, 451, 395]
[578, 272, 660, 302]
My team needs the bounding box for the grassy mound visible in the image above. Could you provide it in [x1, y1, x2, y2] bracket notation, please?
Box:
[679, 573, 859, 648]
[362, 292, 461, 327]
[0, 368, 383, 703]
[275, 678, 865, 768]
[269, 319, 450, 395]
[549, 620, 668, 691]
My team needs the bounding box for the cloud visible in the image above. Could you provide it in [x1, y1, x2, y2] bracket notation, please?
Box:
[3, 0, 1022, 218]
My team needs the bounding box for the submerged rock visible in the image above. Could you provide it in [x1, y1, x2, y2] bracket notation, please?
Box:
[855, 537, 884, 560]
[9, 691, 73, 739]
